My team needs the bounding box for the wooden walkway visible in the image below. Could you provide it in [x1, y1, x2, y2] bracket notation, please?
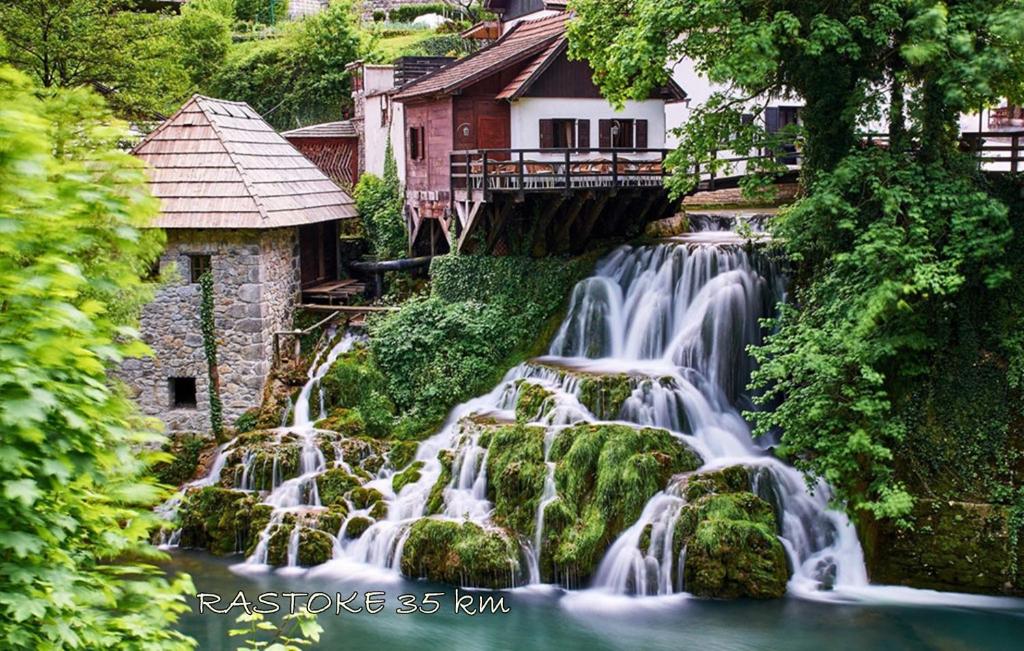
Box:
[301, 279, 366, 306]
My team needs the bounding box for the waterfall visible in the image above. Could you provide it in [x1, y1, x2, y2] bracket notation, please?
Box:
[319, 229, 867, 596]
[241, 331, 361, 567]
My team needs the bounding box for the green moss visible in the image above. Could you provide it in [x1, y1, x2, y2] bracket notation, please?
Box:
[316, 468, 360, 507]
[314, 408, 366, 437]
[265, 522, 292, 566]
[576, 374, 634, 419]
[344, 516, 373, 539]
[684, 518, 788, 599]
[484, 424, 547, 538]
[315, 505, 349, 535]
[683, 466, 751, 501]
[154, 434, 208, 486]
[425, 449, 455, 516]
[297, 528, 335, 566]
[540, 422, 701, 585]
[388, 440, 419, 470]
[177, 486, 266, 556]
[392, 461, 425, 494]
[399, 519, 521, 589]
[672, 466, 788, 599]
[320, 346, 396, 438]
[347, 486, 385, 511]
[515, 382, 555, 423]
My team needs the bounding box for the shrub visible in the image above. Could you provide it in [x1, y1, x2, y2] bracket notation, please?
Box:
[355, 140, 406, 259]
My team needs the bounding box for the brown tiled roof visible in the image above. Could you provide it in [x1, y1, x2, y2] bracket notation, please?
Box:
[393, 13, 569, 102]
[496, 37, 566, 100]
[282, 120, 358, 139]
[133, 96, 357, 229]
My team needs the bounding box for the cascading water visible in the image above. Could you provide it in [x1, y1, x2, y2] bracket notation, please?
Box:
[170, 220, 869, 598]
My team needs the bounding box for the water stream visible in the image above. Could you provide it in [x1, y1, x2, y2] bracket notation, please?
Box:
[171, 222, 871, 599]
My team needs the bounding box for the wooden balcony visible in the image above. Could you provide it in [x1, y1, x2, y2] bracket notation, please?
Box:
[450, 148, 670, 201]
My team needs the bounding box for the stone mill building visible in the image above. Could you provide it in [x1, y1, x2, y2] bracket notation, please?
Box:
[122, 95, 358, 432]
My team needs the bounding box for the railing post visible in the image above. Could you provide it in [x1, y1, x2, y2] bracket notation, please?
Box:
[612, 150, 618, 190]
[518, 150, 525, 190]
[481, 149, 488, 194]
[661, 149, 667, 184]
[1013, 134, 1020, 174]
[565, 149, 572, 190]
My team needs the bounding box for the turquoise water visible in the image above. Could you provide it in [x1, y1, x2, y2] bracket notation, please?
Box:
[168, 551, 1024, 650]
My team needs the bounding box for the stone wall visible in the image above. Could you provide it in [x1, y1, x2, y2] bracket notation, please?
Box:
[870, 499, 1024, 596]
[119, 228, 299, 432]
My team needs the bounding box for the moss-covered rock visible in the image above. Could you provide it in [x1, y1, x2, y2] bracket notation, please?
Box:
[673, 467, 788, 599]
[316, 468, 361, 507]
[177, 486, 267, 556]
[425, 449, 456, 515]
[515, 382, 555, 423]
[298, 528, 335, 566]
[540, 422, 702, 585]
[314, 408, 366, 437]
[683, 518, 788, 599]
[388, 441, 419, 470]
[870, 499, 1024, 595]
[399, 519, 521, 589]
[154, 433, 209, 486]
[392, 461, 425, 494]
[320, 346, 396, 438]
[344, 516, 373, 539]
[683, 465, 751, 501]
[576, 374, 634, 420]
[484, 424, 547, 537]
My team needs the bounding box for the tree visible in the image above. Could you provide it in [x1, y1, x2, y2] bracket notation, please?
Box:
[235, 0, 290, 25]
[0, 0, 191, 120]
[0, 68, 194, 649]
[210, 0, 364, 129]
[177, 4, 232, 87]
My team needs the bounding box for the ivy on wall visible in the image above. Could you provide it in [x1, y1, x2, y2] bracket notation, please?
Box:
[199, 269, 225, 439]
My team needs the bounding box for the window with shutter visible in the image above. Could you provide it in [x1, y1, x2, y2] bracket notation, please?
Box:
[539, 119, 554, 148]
[599, 119, 612, 148]
[577, 119, 590, 149]
[635, 119, 648, 148]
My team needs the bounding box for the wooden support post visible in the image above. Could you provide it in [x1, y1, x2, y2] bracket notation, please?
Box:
[1013, 134, 1020, 174]
[553, 191, 593, 253]
[530, 195, 567, 257]
[486, 198, 515, 252]
[573, 191, 613, 248]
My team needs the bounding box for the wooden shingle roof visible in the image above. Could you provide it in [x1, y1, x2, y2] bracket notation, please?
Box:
[133, 96, 357, 229]
[282, 120, 358, 139]
[393, 13, 569, 102]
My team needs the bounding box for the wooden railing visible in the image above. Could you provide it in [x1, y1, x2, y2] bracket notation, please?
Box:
[961, 131, 1024, 173]
[450, 148, 670, 195]
[449, 134, 1024, 199]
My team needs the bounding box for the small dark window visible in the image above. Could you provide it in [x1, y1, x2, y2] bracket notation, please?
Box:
[408, 126, 425, 161]
[144, 258, 161, 282]
[169, 377, 197, 409]
[188, 254, 211, 284]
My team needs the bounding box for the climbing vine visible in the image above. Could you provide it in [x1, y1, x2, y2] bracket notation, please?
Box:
[199, 269, 225, 440]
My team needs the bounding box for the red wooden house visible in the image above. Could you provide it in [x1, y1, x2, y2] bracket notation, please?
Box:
[392, 12, 685, 255]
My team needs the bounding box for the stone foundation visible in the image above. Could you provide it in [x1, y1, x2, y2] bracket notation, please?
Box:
[119, 228, 299, 432]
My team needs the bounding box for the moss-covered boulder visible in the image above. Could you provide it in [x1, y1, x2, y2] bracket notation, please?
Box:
[539, 422, 702, 585]
[425, 449, 456, 515]
[177, 486, 268, 556]
[515, 382, 555, 423]
[320, 346, 396, 438]
[485, 424, 547, 537]
[298, 528, 335, 566]
[388, 441, 419, 470]
[674, 467, 788, 599]
[576, 374, 635, 419]
[392, 461, 425, 493]
[343, 516, 373, 539]
[314, 408, 366, 437]
[316, 468, 361, 507]
[400, 519, 521, 589]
